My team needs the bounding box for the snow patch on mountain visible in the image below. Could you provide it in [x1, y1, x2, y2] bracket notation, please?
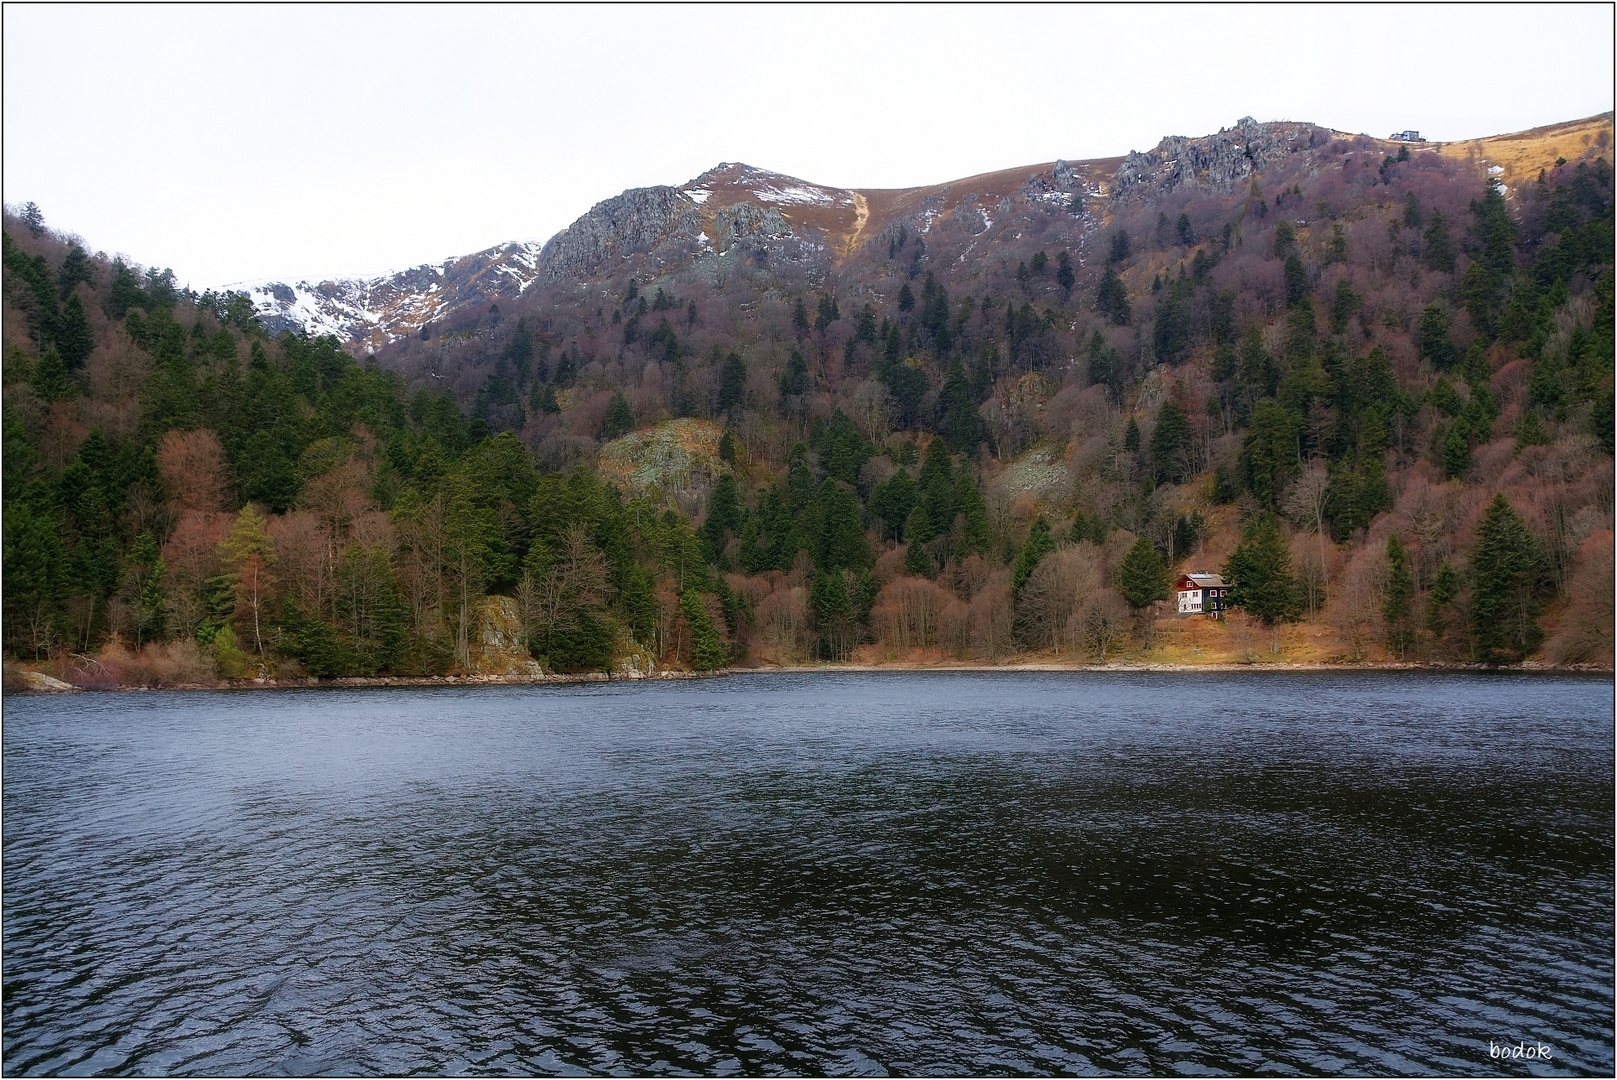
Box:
[233, 240, 544, 352]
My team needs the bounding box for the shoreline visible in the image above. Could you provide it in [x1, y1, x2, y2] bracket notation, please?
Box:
[6, 659, 1609, 694]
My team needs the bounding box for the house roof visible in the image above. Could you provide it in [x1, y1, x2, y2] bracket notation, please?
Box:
[1178, 573, 1226, 588]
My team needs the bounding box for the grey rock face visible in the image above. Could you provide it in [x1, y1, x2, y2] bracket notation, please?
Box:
[711, 203, 794, 253]
[536, 186, 703, 284]
[1112, 117, 1328, 201]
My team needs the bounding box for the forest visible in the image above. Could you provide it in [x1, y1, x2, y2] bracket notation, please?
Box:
[3, 129, 1613, 686]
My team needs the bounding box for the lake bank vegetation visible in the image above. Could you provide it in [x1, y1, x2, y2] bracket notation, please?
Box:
[4, 131, 1612, 690]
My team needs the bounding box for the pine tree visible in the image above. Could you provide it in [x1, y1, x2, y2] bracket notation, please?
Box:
[1122, 417, 1141, 453]
[792, 297, 810, 337]
[1470, 493, 1542, 661]
[700, 472, 741, 564]
[1055, 251, 1075, 299]
[1012, 515, 1054, 591]
[30, 347, 72, 400]
[1148, 400, 1190, 483]
[1426, 561, 1459, 638]
[1119, 536, 1169, 612]
[1383, 533, 1413, 657]
[1424, 211, 1456, 273]
[681, 590, 729, 670]
[937, 359, 981, 450]
[717, 351, 747, 414]
[601, 392, 635, 440]
[54, 291, 94, 371]
[904, 540, 936, 578]
[1223, 516, 1302, 651]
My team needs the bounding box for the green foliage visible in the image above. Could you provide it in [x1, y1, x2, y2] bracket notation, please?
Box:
[1149, 400, 1191, 484]
[1241, 400, 1303, 509]
[1469, 493, 1542, 661]
[903, 539, 936, 578]
[681, 590, 728, 670]
[1423, 210, 1455, 273]
[1383, 534, 1414, 657]
[1223, 516, 1302, 633]
[601, 391, 635, 440]
[1012, 515, 1054, 591]
[1118, 537, 1168, 612]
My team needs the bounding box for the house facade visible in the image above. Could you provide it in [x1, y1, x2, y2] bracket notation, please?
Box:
[1175, 573, 1229, 618]
[1389, 130, 1423, 142]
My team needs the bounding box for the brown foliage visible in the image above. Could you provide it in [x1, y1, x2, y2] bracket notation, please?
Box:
[157, 428, 231, 512]
[1546, 531, 1614, 665]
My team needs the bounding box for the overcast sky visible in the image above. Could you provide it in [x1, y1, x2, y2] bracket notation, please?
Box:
[4, 4, 1612, 289]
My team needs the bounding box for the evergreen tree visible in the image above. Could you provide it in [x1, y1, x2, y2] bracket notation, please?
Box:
[1223, 516, 1302, 651]
[1148, 400, 1191, 483]
[1108, 230, 1131, 264]
[682, 590, 729, 670]
[29, 347, 72, 400]
[792, 296, 810, 337]
[700, 472, 741, 564]
[1122, 416, 1141, 453]
[1012, 515, 1054, 591]
[717, 351, 747, 413]
[1426, 560, 1460, 638]
[55, 291, 95, 371]
[904, 540, 936, 578]
[1055, 251, 1075, 299]
[1096, 266, 1130, 325]
[897, 282, 915, 313]
[1119, 536, 1169, 611]
[1470, 493, 1542, 661]
[1383, 533, 1414, 657]
[57, 244, 93, 299]
[601, 392, 635, 440]
[937, 359, 981, 450]
[1424, 210, 1456, 273]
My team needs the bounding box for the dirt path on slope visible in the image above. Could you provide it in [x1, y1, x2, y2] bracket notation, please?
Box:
[838, 191, 870, 261]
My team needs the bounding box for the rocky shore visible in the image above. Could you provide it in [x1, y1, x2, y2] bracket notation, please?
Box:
[5, 659, 1606, 694]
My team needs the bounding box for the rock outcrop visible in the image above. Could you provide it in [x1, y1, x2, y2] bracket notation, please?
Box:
[469, 596, 544, 677]
[536, 186, 704, 285]
[1111, 118, 1329, 202]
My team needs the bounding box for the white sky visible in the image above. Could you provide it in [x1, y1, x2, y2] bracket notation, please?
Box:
[4, 4, 1612, 289]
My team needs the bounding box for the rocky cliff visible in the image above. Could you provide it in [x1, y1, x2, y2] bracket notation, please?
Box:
[1111, 117, 1329, 202]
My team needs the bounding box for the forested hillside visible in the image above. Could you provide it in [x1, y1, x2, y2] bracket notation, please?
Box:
[4, 115, 1612, 685]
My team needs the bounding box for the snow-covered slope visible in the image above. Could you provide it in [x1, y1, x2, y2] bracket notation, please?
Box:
[235, 240, 543, 353]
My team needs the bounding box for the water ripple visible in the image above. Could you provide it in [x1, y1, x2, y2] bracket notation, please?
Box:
[4, 672, 1612, 1075]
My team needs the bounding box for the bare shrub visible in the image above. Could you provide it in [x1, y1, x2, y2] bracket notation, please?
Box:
[1546, 530, 1614, 665]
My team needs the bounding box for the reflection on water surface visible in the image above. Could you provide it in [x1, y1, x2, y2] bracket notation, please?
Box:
[3, 672, 1611, 1075]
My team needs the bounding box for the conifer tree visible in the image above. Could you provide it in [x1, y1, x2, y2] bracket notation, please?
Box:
[1148, 400, 1190, 483]
[1119, 536, 1169, 612]
[601, 392, 635, 441]
[681, 590, 728, 670]
[1424, 211, 1456, 273]
[1012, 515, 1054, 591]
[1470, 493, 1542, 661]
[30, 347, 72, 400]
[1383, 533, 1413, 657]
[1223, 516, 1302, 651]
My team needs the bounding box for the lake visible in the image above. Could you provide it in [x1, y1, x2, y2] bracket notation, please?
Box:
[3, 672, 1611, 1075]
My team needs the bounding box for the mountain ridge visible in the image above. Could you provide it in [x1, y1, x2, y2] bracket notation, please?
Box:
[241, 113, 1611, 352]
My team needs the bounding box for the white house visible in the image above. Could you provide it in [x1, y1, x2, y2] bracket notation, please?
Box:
[1175, 573, 1229, 618]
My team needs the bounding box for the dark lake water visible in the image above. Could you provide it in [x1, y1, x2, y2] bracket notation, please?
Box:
[3, 672, 1612, 1076]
